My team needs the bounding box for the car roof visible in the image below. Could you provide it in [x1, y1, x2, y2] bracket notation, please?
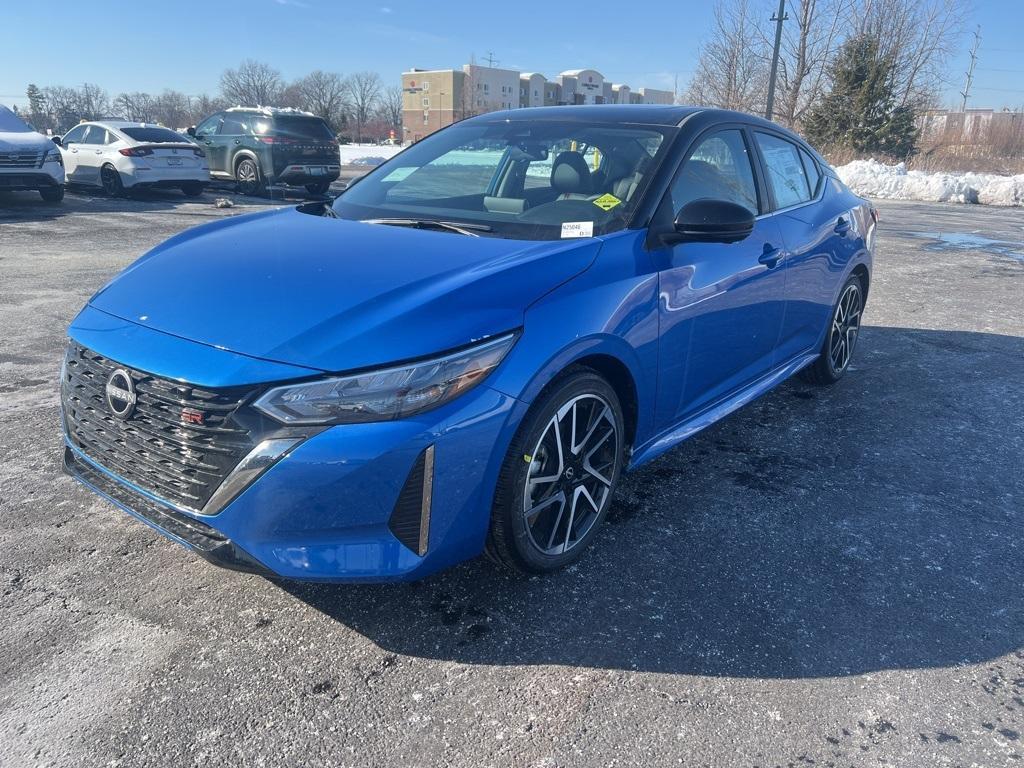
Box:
[463, 104, 806, 135]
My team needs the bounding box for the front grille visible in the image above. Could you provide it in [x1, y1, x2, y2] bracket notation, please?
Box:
[61, 342, 259, 513]
[0, 151, 44, 168]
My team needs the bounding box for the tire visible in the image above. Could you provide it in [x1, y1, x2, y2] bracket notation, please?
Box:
[304, 180, 332, 195]
[800, 274, 864, 385]
[100, 165, 124, 197]
[181, 182, 205, 198]
[234, 157, 265, 196]
[486, 368, 626, 575]
[39, 185, 64, 203]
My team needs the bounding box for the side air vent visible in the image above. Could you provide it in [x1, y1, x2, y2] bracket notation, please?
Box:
[387, 445, 434, 556]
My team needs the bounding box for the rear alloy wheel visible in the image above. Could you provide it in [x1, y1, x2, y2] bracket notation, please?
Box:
[305, 180, 332, 196]
[486, 369, 625, 574]
[235, 158, 265, 196]
[100, 165, 125, 197]
[181, 182, 205, 198]
[39, 185, 64, 203]
[800, 275, 864, 385]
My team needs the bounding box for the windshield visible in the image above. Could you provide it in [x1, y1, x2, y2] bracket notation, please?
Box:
[256, 115, 335, 141]
[121, 126, 189, 143]
[332, 120, 675, 240]
[0, 105, 33, 133]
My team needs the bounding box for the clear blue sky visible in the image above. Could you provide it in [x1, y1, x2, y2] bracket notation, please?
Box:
[3, 0, 1023, 110]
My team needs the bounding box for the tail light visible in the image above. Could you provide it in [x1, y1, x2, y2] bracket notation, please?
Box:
[119, 147, 153, 157]
[256, 136, 296, 145]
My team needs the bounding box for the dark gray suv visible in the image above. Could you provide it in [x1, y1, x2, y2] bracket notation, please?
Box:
[188, 107, 340, 196]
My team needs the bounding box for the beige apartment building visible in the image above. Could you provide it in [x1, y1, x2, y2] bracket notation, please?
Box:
[402, 64, 676, 141]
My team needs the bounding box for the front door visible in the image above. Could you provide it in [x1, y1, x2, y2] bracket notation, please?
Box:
[194, 114, 226, 175]
[656, 128, 788, 426]
[60, 124, 89, 182]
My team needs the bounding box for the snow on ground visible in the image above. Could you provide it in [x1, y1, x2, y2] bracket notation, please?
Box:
[835, 159, 1024, 207]
[337, 143, 404, 165]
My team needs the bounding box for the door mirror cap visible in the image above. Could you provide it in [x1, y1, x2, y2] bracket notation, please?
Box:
[186, 126, 197, 137]
[51, 136, 62, 147]
[667, 199, 756, 245]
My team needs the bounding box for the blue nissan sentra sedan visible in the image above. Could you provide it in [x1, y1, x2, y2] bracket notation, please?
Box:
[61, 106, 876, 582]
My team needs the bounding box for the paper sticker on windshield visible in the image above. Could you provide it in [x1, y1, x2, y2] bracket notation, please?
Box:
[561, 221, 594, 238]
[592, 193, 622, 211]
[381, 166, 416, 182]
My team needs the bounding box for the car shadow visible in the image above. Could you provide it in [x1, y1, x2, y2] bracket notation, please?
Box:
[277, 326, 1024, 678]
[0, 183, 338, 223]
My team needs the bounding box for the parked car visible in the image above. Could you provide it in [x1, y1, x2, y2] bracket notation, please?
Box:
[61, 105, 875, 582]
[55, 121, 208, 197]
[0, 105, 65, 202]
[188, 107, 340, 196]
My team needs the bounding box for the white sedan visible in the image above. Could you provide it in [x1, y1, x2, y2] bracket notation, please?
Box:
[56, 121, 209, 197]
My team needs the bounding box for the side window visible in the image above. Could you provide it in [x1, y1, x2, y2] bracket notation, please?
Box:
[105, 130, 119, 145]
[755, 132, 811, 209]
[195, 115, 221, 138]
[63, 125, 87, 144]
[220, 116, 250, 135]
[799, 147, 821, 196]
[82, 126, 108, 145]
[669, 129, 759, 215]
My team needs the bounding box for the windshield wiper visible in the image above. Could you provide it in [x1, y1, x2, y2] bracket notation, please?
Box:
[361, 218, 492, 237]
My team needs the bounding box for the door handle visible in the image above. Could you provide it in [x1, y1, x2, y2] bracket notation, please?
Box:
[95, 150, 103, 154]
[758, 245, 784, 268]
[834, 216, 851, 235]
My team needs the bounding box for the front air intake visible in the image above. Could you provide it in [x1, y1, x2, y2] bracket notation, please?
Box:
[387, 445, 434, 556]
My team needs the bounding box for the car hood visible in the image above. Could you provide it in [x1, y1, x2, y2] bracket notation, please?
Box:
[89, 206, 603, 373]
[0, 130, 53, 154]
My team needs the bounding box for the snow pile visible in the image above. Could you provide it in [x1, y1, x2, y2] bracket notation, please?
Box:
[337, 144, 403, 166]
[835, 159, 1024, 207]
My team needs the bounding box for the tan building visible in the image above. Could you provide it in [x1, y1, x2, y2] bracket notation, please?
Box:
[402, 64, 676, 141]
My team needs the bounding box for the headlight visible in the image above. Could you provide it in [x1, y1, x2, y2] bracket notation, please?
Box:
[252, 333, 517, 425]
[44, 149, 63, 165]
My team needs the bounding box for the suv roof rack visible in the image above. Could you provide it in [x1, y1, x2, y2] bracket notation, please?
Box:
[226, 106, 317, 117]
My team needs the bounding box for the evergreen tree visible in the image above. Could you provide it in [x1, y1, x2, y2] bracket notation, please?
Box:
[804, 34, 918, 159]
[25, 83, 48, 129]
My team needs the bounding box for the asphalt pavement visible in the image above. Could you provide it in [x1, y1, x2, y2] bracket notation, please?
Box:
[0, 187, 1021, 767]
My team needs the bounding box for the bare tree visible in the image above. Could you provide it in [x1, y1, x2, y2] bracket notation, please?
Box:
[377, 85, 402, 136]
[149, 90, 192, 129]
[114, 92, 155, 122]
[857, 0, 965, 109]
[685, 0, 769, 113]
[297, 70, 350, 129]
[190, 93, 227, 125]
[765, 0, 855, 126]
[346, 71, 382, 143]
[220, 60, 283, 107]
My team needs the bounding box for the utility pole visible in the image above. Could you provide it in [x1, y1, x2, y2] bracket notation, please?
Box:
[764, 0, 788, 121]
[960, 26, 981, 112]
[484, 51, 499, 68]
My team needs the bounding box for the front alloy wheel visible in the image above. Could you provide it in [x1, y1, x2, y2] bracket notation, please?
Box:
[487, 369, 625, 574]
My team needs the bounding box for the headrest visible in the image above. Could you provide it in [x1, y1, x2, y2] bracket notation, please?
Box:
[551, 151, 592, 194]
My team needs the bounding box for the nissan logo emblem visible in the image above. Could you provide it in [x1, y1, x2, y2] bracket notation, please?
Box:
[105, 368, 137, 419]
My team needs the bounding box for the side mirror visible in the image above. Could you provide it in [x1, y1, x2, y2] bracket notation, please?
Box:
[51, 136, 62, 147]
[187, 126, 197, 137]
[666, 199, 755, 245]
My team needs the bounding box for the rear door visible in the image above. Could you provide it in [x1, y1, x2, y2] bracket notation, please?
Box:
[656, 127, 788, 426]
[752, 131, 857, 362]
[76, 125, 109, 185]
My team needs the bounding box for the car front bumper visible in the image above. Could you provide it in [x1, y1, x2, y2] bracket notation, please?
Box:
[0, 167, 64, 190]
[62, 308, 519, 582]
